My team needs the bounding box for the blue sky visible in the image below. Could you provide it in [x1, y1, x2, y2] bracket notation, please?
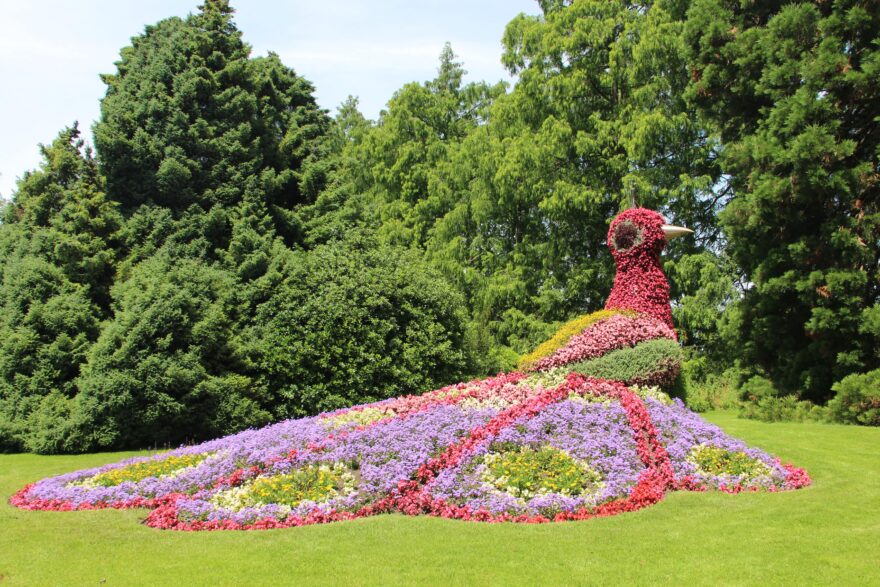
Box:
[0, 0, 538, 198]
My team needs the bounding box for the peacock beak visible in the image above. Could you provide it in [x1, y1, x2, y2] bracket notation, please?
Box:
[661, 224, 694, 240]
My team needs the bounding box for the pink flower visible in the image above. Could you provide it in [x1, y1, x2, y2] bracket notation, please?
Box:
[532, 314, 676, 371]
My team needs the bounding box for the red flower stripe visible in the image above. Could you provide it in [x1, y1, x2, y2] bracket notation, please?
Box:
[9, 484, 172, 512]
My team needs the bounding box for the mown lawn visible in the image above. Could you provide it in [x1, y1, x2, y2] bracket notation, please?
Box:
[1, 412, 878, 586]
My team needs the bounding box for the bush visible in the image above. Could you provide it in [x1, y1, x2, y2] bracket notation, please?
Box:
[239, 239, 476, 418]
[738, 375, 779, 403]
[568, 338, 682, 389]
[70, 254, 255, 451]
[828, 370, 880, 426]
[739, 396, 829, 423]
[679, 361, 744, 412]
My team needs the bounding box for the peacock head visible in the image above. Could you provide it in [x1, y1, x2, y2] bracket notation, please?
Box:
[607, 208, 692, 262]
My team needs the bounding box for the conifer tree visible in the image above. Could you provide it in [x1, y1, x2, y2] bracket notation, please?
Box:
[0, 126, 121, 452]
[94, 0, 330, 239]
[685, 0, 880, 400]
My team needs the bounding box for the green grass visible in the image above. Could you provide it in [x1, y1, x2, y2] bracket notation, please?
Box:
[2, 413, 879, 586]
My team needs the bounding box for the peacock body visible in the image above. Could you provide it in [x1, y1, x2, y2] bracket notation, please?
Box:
[12, 209, 810, 529]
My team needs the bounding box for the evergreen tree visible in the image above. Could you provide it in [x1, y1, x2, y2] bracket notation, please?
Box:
[0, 126, 121, 452]
[71, 253, 262, 450]
[53, 1, 338, 451]
[352, 43, 504, 248]
[297, 96, 374, 247]
[93, 0, 330, 242]
[685, 0, 880, 400]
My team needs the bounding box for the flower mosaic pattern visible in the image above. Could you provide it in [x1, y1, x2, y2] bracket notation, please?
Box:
[12, 374, 810, 530]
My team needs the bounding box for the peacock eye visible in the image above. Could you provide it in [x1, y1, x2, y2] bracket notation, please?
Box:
[612, 220, 643, 252]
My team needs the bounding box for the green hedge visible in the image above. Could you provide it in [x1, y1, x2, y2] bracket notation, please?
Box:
[568, 338, 682, 389]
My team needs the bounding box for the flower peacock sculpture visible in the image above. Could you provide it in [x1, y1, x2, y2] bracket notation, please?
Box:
[11, 209, 810, 530]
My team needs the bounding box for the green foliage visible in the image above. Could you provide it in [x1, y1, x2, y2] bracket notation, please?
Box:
[71, 253, 267, 451]
[238, 238, 476, 418]
[736, 375, 833, 423]
[685, 0, 880, 401]
[679, 361, 743, 412]
[828, 370, 880, 426]
[738, 396, 829, 424]
[0, 126, 121, 452]
[568, 338, 683, 389]
[310, 3, 722, 365]
[93, 0, 330, 247]
[738, 375, 779, 403]
[667, 251, 739, 356]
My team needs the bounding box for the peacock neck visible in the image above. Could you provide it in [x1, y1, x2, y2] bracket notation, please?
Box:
[604, 252, 674, 330]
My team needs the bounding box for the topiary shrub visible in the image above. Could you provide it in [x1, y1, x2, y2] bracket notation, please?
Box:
[828, 370, 880, 426]
[567, 338, 683, 389]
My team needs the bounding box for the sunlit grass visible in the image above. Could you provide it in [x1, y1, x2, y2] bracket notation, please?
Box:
[1, 413, 878, 586]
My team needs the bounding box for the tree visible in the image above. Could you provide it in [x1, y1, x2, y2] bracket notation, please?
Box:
[425, 0, 720, 362]
[685, 0, 880, 400]
[70, 253, 265, 450]
[94, 0, 330, 243]
[0, 126, 121, 452]
[347, 43, 505, 248]
[58, 0, 338, 451]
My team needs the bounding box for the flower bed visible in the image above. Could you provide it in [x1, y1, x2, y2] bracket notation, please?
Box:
[530, 314, 677, 372]
[12, 373, 810, 529]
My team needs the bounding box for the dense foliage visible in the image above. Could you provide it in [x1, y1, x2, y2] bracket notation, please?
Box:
[237, 238, 475, 419]
[827, 369, 880, 426]
[0, 1, 477, 452]
[0, 127, 121, 452]
[568, 338, 684, 388]
[684, 0, 880, 401]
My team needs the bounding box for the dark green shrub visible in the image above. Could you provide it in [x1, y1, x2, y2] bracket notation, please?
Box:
[828, 370, 880, 426]
[738, 375, 778, 403]
[239, 238, 477, 418]
[737, 375, 832, 423]
[568, 338, 682, 389]
[71, 254, 256, 451]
